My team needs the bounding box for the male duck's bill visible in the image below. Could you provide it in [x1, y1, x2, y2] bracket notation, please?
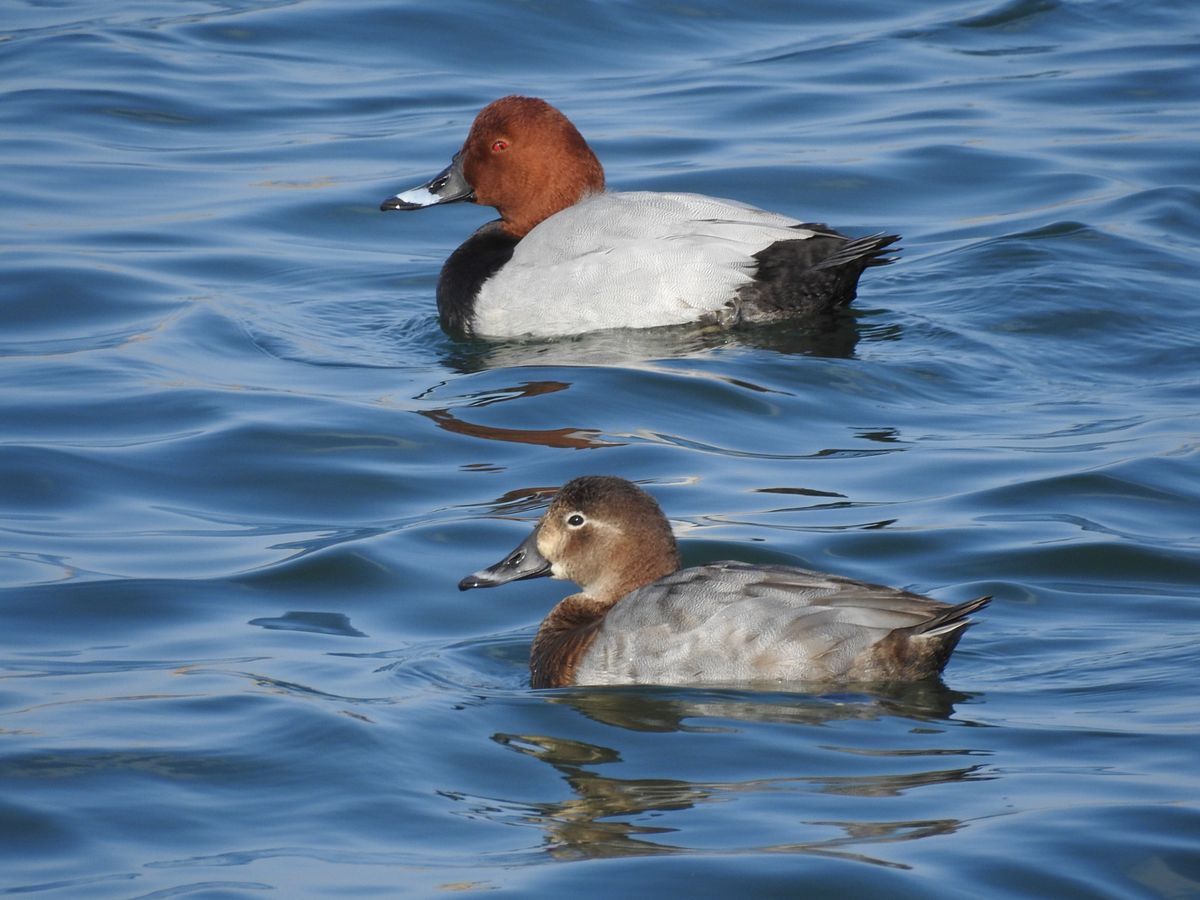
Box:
[381, 151, 474, 211]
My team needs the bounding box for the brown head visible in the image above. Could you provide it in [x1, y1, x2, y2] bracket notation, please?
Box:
[461, 96, 605, 237]
[459, 475, 680, 606]
[382, 96, 605, 239]
[458, 476, 679, 689]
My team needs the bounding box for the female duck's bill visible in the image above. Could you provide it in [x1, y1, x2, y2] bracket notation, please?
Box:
[459, 475, 989, 689]
[457, 527, 549, 589]
[381, 96, 900, 340]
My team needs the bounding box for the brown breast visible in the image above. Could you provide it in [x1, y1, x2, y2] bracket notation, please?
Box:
[529, 595, 607, 688]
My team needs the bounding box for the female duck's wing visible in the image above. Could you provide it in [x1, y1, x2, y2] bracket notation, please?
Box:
[575, 561, 988, 685]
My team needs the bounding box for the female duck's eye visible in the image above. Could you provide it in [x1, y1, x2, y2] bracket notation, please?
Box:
[566, 513, 585, 528]
[491, 139, 509, 152]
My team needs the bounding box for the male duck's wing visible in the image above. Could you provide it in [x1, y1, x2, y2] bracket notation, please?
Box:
[471, 192, 817, 337]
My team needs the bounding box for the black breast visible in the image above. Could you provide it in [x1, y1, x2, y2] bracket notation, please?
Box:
[436, 220, 519, 338]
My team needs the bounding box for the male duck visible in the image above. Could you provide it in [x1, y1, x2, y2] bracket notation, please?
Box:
[382, 96, 899, 339]
[460, 476, 989, 688]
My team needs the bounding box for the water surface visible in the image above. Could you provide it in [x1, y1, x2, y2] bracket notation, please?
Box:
[2, 1, 1199, 897]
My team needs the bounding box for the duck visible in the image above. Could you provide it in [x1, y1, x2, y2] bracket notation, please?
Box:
[381, 96, 900, 339]
[459, 475, 989, 688]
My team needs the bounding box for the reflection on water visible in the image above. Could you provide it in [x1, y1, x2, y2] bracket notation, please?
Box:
[417, 378, 622, 450]
[440, 314, 865, 374]
[440, 684, 985, 866]
[415, 367, 912, 461]
[247, 611, 367, 637]
[548, 682, 974, 731]
[420, 407, 620, 450]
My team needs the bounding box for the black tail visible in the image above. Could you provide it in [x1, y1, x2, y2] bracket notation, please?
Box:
[879, 594, 992, 678]
[736, 227, 903, 321]
[915, 595, 992, 638]
[811, 231, 902, 271]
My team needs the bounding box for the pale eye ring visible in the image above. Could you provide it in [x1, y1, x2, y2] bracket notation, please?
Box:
[566, 513, 586, 528]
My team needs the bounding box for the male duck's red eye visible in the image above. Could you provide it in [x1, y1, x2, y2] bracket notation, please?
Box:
[491, 139, 509, 152]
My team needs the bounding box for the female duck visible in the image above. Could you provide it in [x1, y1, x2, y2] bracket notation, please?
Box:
[382, 96, 899, 339]
[460, 476, 988, 688]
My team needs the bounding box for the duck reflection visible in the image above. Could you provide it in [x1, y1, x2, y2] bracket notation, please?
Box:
[548, 681, 973, 732]
[417, 378, 622, 450]
[417, 333, 912, 459]
[420, 406, 620, 450]
[440, 312, 866, 374]
[444, 684, 984, 865]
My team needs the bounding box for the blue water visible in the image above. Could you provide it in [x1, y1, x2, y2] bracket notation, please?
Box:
[3, 1, 1199, 896]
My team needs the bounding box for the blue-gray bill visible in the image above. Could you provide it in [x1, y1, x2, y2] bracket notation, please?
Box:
[381, 150, 474, 211]
[458, 528, 551, 590]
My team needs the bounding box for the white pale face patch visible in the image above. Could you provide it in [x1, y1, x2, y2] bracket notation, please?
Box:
[537, 529, 568, 581]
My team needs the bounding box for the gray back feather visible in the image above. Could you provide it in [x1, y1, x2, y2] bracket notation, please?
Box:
[573, 562, 955, 685]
